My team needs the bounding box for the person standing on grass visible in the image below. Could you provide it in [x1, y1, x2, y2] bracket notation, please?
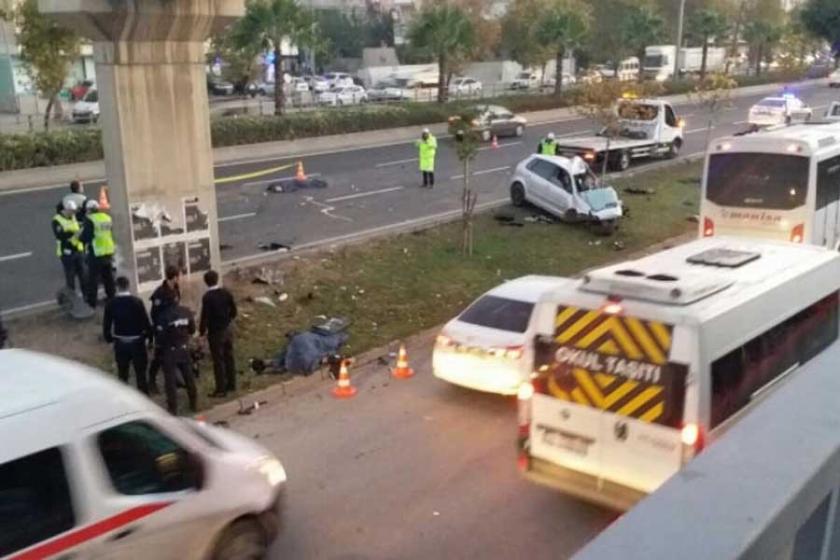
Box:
[159, 299, 198, 416]
[199, 270, 238, 398]
[416, 127, 437, 188]
[148, 265, 182, 394]
[103, 276, 153, 394]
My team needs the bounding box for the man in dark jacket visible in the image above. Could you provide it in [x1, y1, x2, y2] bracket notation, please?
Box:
[103, 276, 153, 394]
[199, 270, 238, 398]
[147, 265, 182, 394]
[158, 301, 198, 415]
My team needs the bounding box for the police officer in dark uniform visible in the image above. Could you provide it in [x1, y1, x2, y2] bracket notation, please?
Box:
[147, 265, 182, 394]
[158, 300, 198, 415]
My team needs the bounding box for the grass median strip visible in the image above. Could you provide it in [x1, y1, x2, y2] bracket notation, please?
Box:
[9, 159, 702, 411]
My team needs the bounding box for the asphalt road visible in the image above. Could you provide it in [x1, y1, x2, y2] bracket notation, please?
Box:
[1, 82, 838, 313]
[220, 331, 616, 560]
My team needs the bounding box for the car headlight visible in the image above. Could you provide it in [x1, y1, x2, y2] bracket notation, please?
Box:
[254, 456, 286, 487]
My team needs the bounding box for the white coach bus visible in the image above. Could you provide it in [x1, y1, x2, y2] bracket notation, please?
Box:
[516, 237, 840, 510]
[700, 123, 840, 248]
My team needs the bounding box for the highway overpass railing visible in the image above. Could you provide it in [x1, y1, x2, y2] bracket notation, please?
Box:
[574, 342, 840, 560]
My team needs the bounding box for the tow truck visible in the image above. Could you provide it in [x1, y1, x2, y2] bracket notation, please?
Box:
[553, 97, 685, 172]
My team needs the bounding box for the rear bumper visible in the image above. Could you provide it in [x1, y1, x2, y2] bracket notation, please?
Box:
[432, 351, 525, 395]
[520, 456, 646, 511]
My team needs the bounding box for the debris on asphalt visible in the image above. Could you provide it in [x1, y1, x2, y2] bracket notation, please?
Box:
[278, 292, 289, 302]
[237, 399, 269, 415]
[253, 296, 276, 308]
[624, 186, 656, 195]
[257, 242, 292, 252]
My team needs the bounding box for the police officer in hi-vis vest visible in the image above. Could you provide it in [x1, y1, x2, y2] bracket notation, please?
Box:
[80, 199, 116, 308]
[52, 199, 86, 295]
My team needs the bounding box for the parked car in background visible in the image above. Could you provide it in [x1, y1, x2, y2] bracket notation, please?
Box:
[433, 276, 568, 395]
[70, 80, 95, 101]
[288, 77, 310, 93]
[368, 78, 414, 102]
[542, 73, 577, 89]
[829, 68, 840, 88]
[511, 71, 541, 90]
[450, 104, 527, 142]
[449, 77, 483, 97]
[323, 72, 354, 88]
[207, 77, 235, 96]
[72, 89, 100, 124]
[747, 94, 812, 128]
[318, 85, 367, 106]
[306, 75, 330, 93]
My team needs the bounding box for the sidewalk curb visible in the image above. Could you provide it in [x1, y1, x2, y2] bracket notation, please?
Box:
[0, 78, 818, 193]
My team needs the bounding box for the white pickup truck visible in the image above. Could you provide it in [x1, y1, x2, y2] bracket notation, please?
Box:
[553, 98, 685, 172]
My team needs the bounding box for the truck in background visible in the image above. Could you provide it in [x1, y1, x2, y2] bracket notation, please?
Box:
[644, 45, 727, 82]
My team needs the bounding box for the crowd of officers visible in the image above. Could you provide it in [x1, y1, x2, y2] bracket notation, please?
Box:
[53, 181, 239, 416]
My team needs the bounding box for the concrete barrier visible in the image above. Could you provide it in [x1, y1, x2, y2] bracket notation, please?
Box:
[574, 341, 840, 560]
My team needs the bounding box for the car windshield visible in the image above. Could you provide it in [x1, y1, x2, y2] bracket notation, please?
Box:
[706, 153, 809, 210]
[83, 90, 98, 103]
[517, 72, 531, 79]
[757, 99, 786, 108]
[574, 170, 600, 192]
[458, 295, 534, 333]
[831, 105, 840, 117]
[617, 102, 658, 121]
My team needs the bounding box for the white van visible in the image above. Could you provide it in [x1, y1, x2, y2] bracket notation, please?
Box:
[0, 350, 287, 560]
[517, 238, 840, 510]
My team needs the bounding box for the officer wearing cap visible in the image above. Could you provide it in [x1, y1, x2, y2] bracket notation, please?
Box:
[52, 199, 86, 294]
[80, 199, 116, 308]
[538, 132, 559, 155]
[147, 265, 182, 394]
[158, 299, 198, 415]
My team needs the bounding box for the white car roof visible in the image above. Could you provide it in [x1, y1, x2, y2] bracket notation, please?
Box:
[1, 349, 160, 461]
[527, 154, 589, 174]
[485, 275, 569, 304]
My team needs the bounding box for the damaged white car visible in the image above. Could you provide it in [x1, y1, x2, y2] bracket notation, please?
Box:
[510, 154, 624, 234]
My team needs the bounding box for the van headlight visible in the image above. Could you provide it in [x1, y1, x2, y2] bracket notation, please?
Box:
[254, 457, 287, 487]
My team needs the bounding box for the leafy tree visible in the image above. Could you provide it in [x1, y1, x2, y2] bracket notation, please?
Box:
[408, 3, 475, 103]
[620, 5, 665, 80]
[585, 0, 633, 71]
[686, 9, 729, 80]
[536, 0, 591, 95]
[231, 0, 316, 115]
[743, 20, 782, 75]
[209, 32, 262, 94]
[16, 0, 80, 130]
[501, 0, 553, 80]
[800, 0, 840, 66]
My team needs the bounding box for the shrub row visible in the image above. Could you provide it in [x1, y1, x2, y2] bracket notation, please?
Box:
[0, 72, 804, 172]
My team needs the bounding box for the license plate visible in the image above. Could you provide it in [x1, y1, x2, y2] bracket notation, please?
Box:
[537, 424, 594, 456]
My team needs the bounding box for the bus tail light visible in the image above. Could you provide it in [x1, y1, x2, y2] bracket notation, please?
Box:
[680, 422, 705, 462]
[517, 381, 534, 470]
[790, 223, 804, 243]
[703, 217, 715, 237]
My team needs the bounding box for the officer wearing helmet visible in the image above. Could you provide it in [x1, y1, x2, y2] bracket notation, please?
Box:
[51, 198, 86, 294]
[538, 132, 559, 156]
[80, 198, 116, 308]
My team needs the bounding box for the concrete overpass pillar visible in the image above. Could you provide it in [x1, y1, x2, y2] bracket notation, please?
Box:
[38, 0, 244, 293]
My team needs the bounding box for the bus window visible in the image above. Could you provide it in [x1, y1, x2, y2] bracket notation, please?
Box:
[816, 155, 840, 210]
[706, 153, 808, 210]
[710, 292, 839, 427]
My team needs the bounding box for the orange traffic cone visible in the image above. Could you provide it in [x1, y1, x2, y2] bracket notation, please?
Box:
[392, 344, 415, 379]
[491, 135, 499, 149]
[296, 161, 307, 181]
[332, 359, 357, 399]
[98, 185, 111, 210]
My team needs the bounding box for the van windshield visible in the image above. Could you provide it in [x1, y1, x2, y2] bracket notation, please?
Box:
[706, 153, 809, 210]
[644, 55, 667, 68]
[458, 295, 534, 333]
[618, 102, 658, 121]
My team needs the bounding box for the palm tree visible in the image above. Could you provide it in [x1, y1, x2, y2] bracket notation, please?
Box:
[536, 0, 591, 95]
[408, 3, 475, 103]
[743, 21, 782, 76]
[687, 9, 729, 80]
[232, 0, 316, 115]
[620, 5, 664, 81]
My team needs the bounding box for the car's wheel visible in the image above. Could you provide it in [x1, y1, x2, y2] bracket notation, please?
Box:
[514, 125, 524, 137]
[481, 129, 492, 142]
[211, 519, 267, 560]
[610, 151, 631, 172]
[564, 208, 579, 222]
[668, 138, 682, 159]
[510, 182, 526, 207]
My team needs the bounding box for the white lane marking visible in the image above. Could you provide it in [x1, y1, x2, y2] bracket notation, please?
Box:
[0, 299, 55, 316]
[304, 196, 353, 222]
[242, 173, 321, 189]
[376, 157, 418, 168]
[0, 251, 33, 263]
[733, 120, 748, 125]
[477, 141, 522, 152]
[451, 166, 510, 180]
[685, 127, 711, 135]
[218, 212, 257, 223]
[326, 186, 404, 203]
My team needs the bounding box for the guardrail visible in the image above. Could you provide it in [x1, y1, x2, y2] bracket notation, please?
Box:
[573, 342, 840, 560]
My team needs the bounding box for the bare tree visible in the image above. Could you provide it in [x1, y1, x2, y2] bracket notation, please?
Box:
[449, 111, 481, 256]
[690, 73, 737, 155]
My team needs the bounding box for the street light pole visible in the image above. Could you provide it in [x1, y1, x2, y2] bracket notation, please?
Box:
[673, 0, 686, 83]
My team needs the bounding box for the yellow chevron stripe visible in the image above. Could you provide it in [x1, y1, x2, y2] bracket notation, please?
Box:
[574, 369, 605, 408]
[608, 318, 645, 360]
[616, 386, 663, 417]
[594, 373, 615, 389]
[639, 402, 664, 423]
[557, 310, 602, 344]
[603, 380, 639, 408]
[547, 375, 571, 401]
[597, 339, 620, 355]
[571, 387, 591, 406]
[649, 322, 672, 351]
[555, 306, 579, 330]
[577, 317, 643, 360]
[624, 317, 667, 364]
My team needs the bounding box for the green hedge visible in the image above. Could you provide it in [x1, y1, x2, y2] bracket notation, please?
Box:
[0, 72, 805, 172]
